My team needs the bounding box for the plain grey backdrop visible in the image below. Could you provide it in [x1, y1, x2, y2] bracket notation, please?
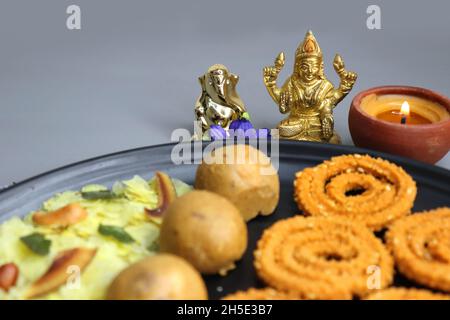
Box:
[0, 0, 449, 186]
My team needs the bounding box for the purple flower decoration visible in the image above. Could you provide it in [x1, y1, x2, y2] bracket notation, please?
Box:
[229, 118, 253, 131]
[208, 113, 270, 141]
[229, 119, 258, 138]
[209, 125, 227, 140]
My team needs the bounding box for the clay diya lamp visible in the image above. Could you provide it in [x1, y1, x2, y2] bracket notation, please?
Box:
[349, 86, 450, 164]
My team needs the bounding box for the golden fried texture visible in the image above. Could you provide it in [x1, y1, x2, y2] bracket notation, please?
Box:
[254, 216, 394, 299]
[222, 288, 298, 300]
[160, 191, 247, 275]
[107, 254, 208, 300]
[365, 287, 450, 300]
[386, 207, 450, 292]
[195, 144, 279, 221]
[294, 154, 417, 231]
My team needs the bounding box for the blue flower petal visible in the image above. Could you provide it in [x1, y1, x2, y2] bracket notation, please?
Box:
[229, 119, 241, 131]
[209, 125, 227, 140]
[232, 119, 254, 130]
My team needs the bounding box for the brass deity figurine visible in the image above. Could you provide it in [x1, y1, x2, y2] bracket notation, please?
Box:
[195, 64, 247, 133]
[263, 30, 357, 143]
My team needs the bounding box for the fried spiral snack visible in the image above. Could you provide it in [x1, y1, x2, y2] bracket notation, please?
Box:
[294, 154, 417, 231]
[365, 287, 450, 300]
[222, 288, 297, 300]
[254, 216, 394, 299]
[386, 207, 450, 292]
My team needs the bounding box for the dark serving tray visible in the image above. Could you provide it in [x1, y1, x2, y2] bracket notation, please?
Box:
[1, 140, 449, 299]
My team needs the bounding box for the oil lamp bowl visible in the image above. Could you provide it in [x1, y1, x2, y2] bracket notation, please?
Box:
[349, 86, 450, 164]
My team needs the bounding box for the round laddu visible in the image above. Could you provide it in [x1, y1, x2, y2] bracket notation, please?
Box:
[195, 144, 280, 221]
[107, 254, 208, 300]
[160, 190, 248, 275]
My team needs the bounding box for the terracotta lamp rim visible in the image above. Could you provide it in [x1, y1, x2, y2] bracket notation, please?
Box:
[351, 85, 450, 129]
[349, 85, 450, 164]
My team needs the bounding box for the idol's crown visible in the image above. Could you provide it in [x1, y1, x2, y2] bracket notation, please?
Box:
[296, 30, 322, 59]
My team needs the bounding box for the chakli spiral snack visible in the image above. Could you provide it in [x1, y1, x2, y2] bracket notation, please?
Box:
[294, 154, 417, 231]
[386, 207, 450, 292]
[365, 287, 450, 300]
[222, 288, 297, 300]
[254, 216, 394, 299]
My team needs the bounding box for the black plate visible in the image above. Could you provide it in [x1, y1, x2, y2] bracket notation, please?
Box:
[1, 140, 449, 299]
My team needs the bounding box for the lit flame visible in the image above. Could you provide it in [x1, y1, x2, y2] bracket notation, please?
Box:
[400, 101, 410, 116]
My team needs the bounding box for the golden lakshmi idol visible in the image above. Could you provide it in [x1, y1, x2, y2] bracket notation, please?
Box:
[263, 31, 357, 143]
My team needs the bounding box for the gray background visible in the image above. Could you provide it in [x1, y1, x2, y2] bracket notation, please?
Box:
[0, 0, 449, 186]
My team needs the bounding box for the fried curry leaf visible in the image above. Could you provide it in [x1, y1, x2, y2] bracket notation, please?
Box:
[147, 241, 159, 252]
[81, 190, 120, 200]
[20, 233, 51, 256]
[98, 224, 135, 243]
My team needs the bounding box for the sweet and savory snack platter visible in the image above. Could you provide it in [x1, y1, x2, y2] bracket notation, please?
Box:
[0, 140, 449, 300]
[0, 25, 448, 301]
